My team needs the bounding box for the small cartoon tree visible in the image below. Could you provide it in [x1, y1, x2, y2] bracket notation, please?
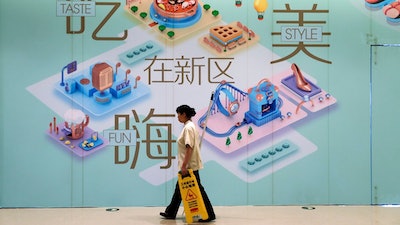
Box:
[139, 12, 147, 19]
[247, 126, 253, 135]
[167, 31, 175, 38]
[225, 137, 231, 146]
[158, 25, 166, 32]
[130, 6, 138, 13]
[237, 132, 242, 141]
[203, 4, 211, 11]
[212, 10, 219, 17]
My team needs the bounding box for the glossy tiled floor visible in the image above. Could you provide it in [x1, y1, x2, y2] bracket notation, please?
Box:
[1, 205, 399, 225]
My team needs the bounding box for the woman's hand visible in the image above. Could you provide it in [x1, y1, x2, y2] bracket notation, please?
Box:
[181, 167, 188, 176]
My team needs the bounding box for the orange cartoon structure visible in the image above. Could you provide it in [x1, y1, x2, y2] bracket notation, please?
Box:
[210, 25, 246, 50]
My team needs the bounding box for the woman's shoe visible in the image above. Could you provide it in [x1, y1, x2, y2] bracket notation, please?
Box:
[160, 212, 175, 219]
[291, 63, 312, 92]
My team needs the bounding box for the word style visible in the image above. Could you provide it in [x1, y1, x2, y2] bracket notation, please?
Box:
[281, 26, 322, 42]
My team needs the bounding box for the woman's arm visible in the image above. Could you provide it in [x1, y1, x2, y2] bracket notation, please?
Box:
[181, 144, 193, 175]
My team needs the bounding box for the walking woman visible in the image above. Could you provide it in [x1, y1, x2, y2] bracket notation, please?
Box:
[160, 105, 216, 222]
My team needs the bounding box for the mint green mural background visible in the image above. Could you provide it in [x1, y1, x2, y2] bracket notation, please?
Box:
[0, 0, 399, 207]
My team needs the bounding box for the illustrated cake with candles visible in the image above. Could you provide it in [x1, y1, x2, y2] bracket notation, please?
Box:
[150, 0, 202, 28]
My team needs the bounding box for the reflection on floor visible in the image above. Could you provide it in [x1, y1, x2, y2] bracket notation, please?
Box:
[1, 205, 399, 225]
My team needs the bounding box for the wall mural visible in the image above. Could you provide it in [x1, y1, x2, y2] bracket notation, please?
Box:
[1, 0, 399, 207]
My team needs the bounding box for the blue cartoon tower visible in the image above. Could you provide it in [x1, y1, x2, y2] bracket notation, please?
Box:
[244, 78, 282, 126]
